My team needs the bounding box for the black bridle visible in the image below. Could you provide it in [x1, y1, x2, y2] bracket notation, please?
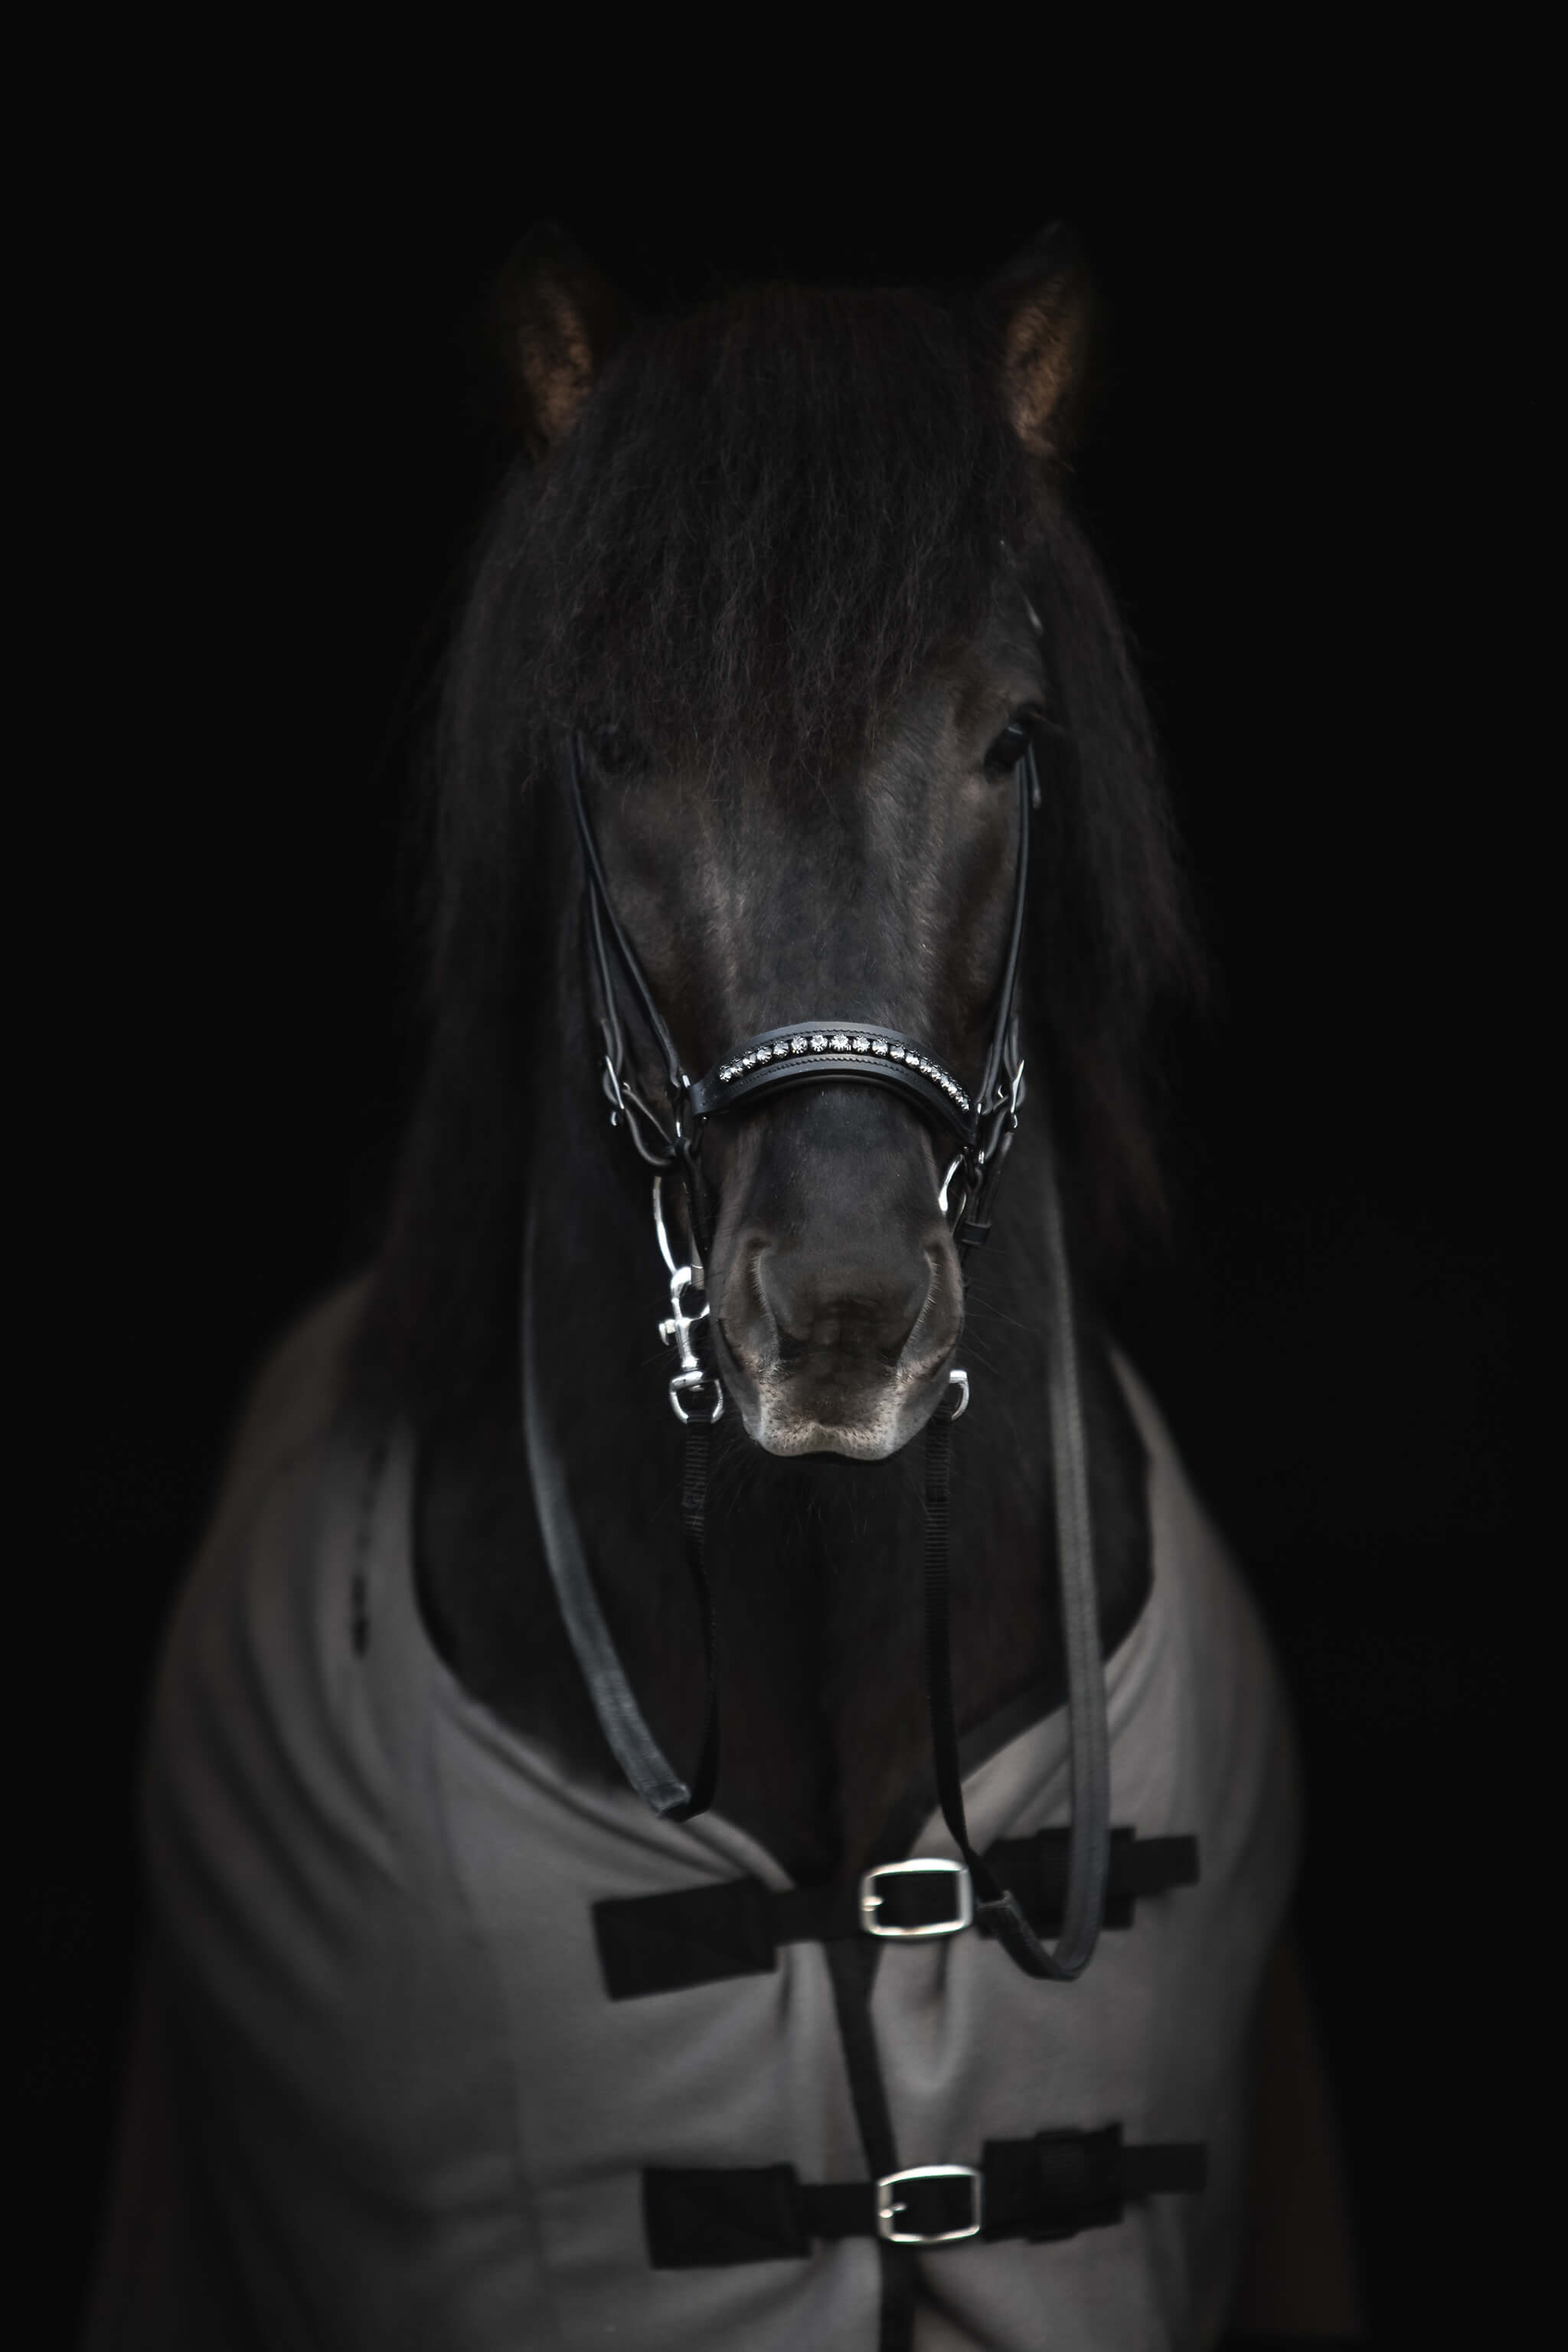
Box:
[568, 727, 1032, 1269]
[532, 722, 1112, 1983]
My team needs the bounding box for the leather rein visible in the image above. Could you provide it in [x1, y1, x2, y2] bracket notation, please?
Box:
[533, 721, 1112, 1982]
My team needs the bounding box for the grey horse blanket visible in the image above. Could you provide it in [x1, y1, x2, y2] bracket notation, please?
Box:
[88, 1282, 1299, 2350]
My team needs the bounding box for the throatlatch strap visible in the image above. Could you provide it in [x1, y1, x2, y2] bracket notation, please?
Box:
[642, 2127, 1207, 2266]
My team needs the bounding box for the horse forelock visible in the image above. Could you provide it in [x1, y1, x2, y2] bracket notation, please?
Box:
[515, 283, 1037, 789]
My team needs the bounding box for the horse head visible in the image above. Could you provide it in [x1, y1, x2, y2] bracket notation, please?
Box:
[494, 230, 1097, 1460]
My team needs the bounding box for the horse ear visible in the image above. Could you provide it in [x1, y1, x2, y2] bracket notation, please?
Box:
[490, 223, 629, 459]
[985, 223, 1096, 461]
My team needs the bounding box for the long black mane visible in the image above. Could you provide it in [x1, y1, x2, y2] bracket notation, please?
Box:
[349, 279, 1200, 1436]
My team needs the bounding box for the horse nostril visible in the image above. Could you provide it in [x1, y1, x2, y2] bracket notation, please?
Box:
[750, 1244, 935, 1374]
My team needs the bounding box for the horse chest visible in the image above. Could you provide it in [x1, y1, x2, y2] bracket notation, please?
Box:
[415, 1453, 1050, 1884]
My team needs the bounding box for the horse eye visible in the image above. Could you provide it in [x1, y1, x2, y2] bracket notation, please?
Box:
[590, 726, 645, 779]
[982, 710, 1041, 778]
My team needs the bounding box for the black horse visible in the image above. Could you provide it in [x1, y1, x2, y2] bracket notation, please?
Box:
[90, 228, 1361, 2349]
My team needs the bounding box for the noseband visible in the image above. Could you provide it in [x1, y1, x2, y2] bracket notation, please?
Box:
[534, 720, 1112, 1984]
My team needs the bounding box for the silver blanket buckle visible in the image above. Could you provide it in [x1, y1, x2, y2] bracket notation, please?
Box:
[858, 1857, 974, 1939]
[875, 2164, 984, 2244]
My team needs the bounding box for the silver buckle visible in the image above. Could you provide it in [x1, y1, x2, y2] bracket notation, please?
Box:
[858, 1858, 973, 1939]
[875, 2164, 984, 2244]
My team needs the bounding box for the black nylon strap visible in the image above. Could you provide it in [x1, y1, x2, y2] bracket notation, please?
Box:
[980, 2125, 1207, 2243]
[642, 2128, 1208, 2266]
[666, 1413, 720, 1822]
[591, 1831, 1199, 1999]
[799, 2180, 883, 2239]
[644, 2164, 810, 2267]
[921, 1403, 969, 1858]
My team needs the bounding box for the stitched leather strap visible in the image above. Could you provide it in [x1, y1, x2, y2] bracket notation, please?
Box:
[917, 1096, 1111, 1981]
[569, 731, 688, 1110]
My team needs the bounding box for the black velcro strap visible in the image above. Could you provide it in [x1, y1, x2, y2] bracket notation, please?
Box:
[644, 2165, 809, 2266]
[769, 1883, 865, 1942]
[642, 2132, 1207, 2265]
[594, 1880, 864, 1999]
[980, 2129, 1207, 2243]
[662, 1411, 720, 1823]
[798, 2180, 878, 2239]
[595, 1879, 779, 2001]
[983, 2125, 1128, 2241]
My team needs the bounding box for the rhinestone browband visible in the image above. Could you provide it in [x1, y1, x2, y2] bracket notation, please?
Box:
[717, 1030, 968, 1110]
[686, 1021, 978, 1142]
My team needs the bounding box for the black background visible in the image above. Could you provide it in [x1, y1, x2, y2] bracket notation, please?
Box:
[34, 65, 1520, 2345]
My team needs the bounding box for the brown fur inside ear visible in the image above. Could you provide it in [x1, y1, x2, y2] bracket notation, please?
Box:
[990, 230, 1095, 462]
[490, 227, 627, 459]
[1004, 293, 1089, 456]
[512, 272, 596, 452]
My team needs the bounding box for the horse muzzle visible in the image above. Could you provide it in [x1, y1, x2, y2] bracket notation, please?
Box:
[707, 1089, 965, 1459]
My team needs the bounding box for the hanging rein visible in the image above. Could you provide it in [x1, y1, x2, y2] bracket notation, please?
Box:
[548, 719, 1111, 1982]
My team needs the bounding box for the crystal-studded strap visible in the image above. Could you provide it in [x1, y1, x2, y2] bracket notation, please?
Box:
[687, 1021, 976, 1143]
